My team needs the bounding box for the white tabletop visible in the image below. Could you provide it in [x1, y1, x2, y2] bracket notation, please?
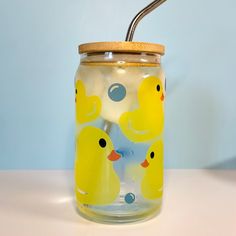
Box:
[0, 170, 235, 236]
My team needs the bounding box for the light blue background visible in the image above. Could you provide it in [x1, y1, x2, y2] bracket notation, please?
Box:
[0, 0, 236, 169]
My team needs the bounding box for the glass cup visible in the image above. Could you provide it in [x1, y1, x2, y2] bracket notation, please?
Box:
[74, 42, 165, 224]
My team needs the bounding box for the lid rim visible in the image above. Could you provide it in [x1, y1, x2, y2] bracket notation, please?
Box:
[78, 41, 165, 55]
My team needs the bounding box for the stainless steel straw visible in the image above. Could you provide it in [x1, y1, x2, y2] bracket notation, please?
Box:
[125, 0, 167, 42]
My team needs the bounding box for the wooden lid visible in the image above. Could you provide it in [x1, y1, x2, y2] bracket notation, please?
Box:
[79, 41, 165, 55]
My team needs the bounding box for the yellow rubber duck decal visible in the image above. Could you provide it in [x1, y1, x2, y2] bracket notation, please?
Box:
[75, 80, 102, 124]
[140, 140, 163, 199]
[119, 76, 164, 142]
[74, 126, 121, 205]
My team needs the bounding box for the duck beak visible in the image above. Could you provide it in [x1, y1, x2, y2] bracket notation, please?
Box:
[141, 159, 149, 168]
[160, 93, 165, 101]
[108, 150, 121, 161]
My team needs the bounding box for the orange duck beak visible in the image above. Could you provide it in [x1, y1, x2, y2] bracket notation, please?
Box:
[108, 150, 121, 161]
[141, 159, 149, 168]
[160, 93, 165, 101]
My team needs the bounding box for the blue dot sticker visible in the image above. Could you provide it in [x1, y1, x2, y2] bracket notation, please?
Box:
[125, 193, 135, 204]
[108, 83, 126, 102]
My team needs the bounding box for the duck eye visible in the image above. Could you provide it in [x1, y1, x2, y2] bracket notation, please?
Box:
[75, 89, 77, 94]
[150, 152, 155, 159]
[156, 85, 160, 92]
[99, 138, 106, 148]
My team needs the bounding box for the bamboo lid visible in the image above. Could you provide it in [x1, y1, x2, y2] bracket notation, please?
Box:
[79, 41, 165, 55]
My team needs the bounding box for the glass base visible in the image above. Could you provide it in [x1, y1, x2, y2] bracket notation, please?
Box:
[76, 198, 162, 224]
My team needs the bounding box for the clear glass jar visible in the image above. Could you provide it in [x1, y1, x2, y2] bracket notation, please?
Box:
[74, 42, 165, 224]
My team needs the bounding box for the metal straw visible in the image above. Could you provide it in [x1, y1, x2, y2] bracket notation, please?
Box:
[125, 0, 167, 41]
